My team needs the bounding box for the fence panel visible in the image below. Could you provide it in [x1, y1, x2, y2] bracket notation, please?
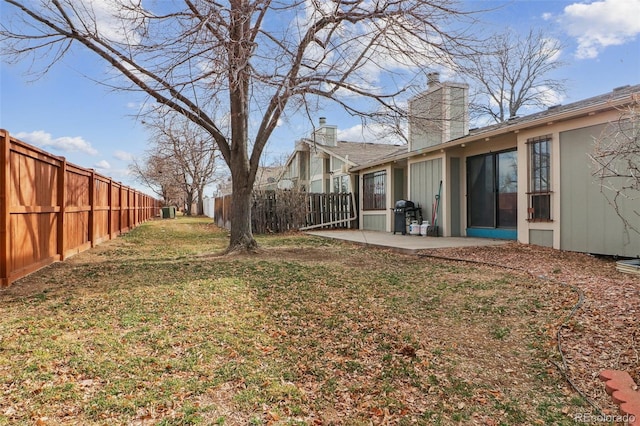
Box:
[213, 191, 357, 233]
[6, 138, 62, 282]
[64, 164, 92, 258]
[0, 129, 160, 287]
[94, 175, 111, 245]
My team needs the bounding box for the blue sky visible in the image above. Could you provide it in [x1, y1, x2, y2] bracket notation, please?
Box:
[1, 0, 639, 195]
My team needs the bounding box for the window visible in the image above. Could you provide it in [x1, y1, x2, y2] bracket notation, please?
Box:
[363, 171, 386, 210]
[528, 136, 551, 221]
[333, 175, 349, 193]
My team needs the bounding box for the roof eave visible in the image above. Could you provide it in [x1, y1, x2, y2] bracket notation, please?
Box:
[352, 91, 638, 172]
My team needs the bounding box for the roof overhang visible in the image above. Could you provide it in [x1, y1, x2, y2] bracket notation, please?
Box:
[351, 91, 638, 172]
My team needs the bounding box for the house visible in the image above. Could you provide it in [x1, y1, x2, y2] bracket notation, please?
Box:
[279, 117, 406, 194]
[352, 74, 640, 257]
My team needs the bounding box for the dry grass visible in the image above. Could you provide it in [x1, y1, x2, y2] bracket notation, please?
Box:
[0, 217, 604, 425]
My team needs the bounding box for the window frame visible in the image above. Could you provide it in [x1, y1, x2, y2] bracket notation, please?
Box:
[362, 170, 386, 211]
[527, 135, 552, 222]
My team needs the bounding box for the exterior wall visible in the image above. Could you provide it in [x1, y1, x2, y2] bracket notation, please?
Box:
[559, 123, 640, 257]
[358, 164, 395, 232]
[362, 214, 387, 231]
[393, 168, 405, 204]
[449, 157, 462, 237]
[529, 229, 554, 247]
[408, 156, 442, 229]
[515, 109, 633, 256]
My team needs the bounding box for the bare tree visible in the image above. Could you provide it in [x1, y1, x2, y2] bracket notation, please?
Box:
[458, 28, 566, 123]
[590, 99, 640, 234]
[130, 152, 184, 207]
[144, 113, 220, 215]
[1, 0, 478, 252]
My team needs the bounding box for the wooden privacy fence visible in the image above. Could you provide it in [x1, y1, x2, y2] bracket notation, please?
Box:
[0, 129, 161, 287]
[213, 190, 357, 233]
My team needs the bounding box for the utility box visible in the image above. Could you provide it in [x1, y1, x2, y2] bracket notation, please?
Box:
[161, 206, 176, 219]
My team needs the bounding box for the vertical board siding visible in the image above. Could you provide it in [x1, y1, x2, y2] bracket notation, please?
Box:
[409, 158, 442, 222]
[560, 124, 640, 257]
[0, 130, 160, 287]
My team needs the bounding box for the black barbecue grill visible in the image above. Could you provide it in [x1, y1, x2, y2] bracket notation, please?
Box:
[393, 200, 422, 235]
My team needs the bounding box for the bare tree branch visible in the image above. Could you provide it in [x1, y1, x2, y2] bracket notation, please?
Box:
[590, 98, 640, 234]
[457, 28, 566, 123]
[2, 0, 479, 252]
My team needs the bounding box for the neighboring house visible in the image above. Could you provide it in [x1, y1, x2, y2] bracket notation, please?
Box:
[352, 73, 640, 257]
[254, 165, 286, 191]
[216, 165, 286, 196]
[279, 117, 406, 195]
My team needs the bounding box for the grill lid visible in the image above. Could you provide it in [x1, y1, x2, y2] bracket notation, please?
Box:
[394, 200, 415, 209]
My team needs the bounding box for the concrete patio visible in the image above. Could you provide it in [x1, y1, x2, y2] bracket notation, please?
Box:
[305, 229, 508, 254]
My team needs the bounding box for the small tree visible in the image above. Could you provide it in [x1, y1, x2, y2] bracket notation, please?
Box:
[144, 113, 220, 216]
[458, 28, 566, 123]
[590, 99, 640, 234]
[130, 152, 184, 207]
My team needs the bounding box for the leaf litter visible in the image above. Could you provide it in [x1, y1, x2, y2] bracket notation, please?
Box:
[0, 217, 636, 425]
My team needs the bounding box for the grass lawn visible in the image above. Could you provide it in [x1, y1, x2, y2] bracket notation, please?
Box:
[0, 217, 595, 425]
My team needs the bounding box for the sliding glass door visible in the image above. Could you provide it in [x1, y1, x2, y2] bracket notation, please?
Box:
[467, 150, 517, 237]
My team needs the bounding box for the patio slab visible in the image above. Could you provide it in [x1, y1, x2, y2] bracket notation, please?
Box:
[305, 229, 509, 254]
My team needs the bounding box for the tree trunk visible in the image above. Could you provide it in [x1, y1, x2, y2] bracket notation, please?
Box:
[196, 186, 205, 215]
[185, 191, 193, 216]
[227, 168, 257, 253]
[225, 0, 257, 254]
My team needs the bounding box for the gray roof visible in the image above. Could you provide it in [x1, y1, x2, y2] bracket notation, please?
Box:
[304, 139, 407, 167]
[465, 83, 640, 138]
[352, 83, 640, 171]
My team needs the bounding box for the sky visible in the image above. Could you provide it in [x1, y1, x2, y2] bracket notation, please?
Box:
[1, 0, 639, 196]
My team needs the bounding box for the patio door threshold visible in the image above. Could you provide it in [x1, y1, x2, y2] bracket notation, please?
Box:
[466, 228, 517, 240]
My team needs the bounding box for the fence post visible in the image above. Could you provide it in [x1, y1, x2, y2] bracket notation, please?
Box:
[0, 130, 10, 286]
[57, 158, 67, 260]
[120, 184, 124, 233]
[107, 178, 113, 239]
[88, 169, 95, 247]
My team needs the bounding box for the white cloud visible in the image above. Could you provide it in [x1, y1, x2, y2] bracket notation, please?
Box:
[114, 150, 134, 161]
[559, 0, 640, 59]
[95, 160, 111, 169]
[15, 130, 98, 155]
[76, 0, 146, 44]
[534, 86, 566, 106]
[338, 123, 406, 145]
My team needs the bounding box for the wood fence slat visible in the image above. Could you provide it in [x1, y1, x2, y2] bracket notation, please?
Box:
[0, 130, 10, 286]
[215, 190, 356, 234]
[57, 158, 66, 261]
